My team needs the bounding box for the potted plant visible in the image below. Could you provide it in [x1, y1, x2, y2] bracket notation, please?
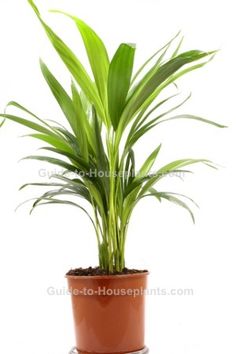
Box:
[0, 1, 225, 353]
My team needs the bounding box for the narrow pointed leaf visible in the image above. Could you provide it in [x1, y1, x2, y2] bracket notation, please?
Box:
[146, 188, 199, 207]
[71, 81, 90, 159]
[137, 144, 162, 178]
[19, 182, 65, 190]
[40, 60, 81, 137]
[155, 191, 196, 223]
[129, 33, 180, 100]
[156, 114, 227, 128]
[22, 155, 79, 173]
[40, 146, 89, 171]
[124, 149, 135, 187]
[140, 158, 213, 196]
[26, 133, 72, 152]
[93, 108, 109, 198]
[30, 197, 96, 228]
[5, 101, 61, 137]
[0, 113, 55, 135]
[121, 50, 216, 128]
[52, 11, 110, 105]
[108, 43, 135, 130]
[28, 0, 106, 122]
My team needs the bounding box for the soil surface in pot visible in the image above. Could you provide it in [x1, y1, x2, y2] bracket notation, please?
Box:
[66, 267, 148, 276]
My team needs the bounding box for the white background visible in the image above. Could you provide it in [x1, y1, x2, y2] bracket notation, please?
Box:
[0, 0, 235, 353]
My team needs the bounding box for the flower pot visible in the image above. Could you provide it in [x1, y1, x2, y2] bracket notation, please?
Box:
[67, 272, 149, 354]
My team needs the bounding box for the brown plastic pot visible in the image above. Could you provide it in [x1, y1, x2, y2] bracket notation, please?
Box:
[66, 272, 149, 354]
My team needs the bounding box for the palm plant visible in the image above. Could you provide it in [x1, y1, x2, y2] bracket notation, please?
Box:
[0, 0, 225, 273]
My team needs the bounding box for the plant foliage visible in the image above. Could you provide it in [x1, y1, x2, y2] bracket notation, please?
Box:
[0, 1, 225, 272]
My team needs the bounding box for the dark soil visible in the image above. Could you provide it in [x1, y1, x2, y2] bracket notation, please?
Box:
[66, 267, 148, 276]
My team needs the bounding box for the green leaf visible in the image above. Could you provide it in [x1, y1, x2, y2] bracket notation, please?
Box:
[138, 52, 217, 118]
[86, 181, 107, 216]
[124, 149, 135, 187]
[51, 11, 110, 106]
[5, 101, 56, 133]
[22, 155, 79, 173]
[26, 133, 72, 152]
[0, 113, 55, 135]
[124, 172, 154, 199]
[33, 186, 91, 203]
[124, 93, 180, 151]
[49, 176, 91, 202]
[144, 190, 196, 223]
[160, 192, 196, 223]
[126, 94, 193, 148]
[137, 144, 162, 179]
[141, 158, 213, 197]
[19, 182, 65, 190]
[40, 60, 82, 137]
[130, 93, 180, 135]
[131, 31, 181, 86]
[93, 108, 109, 198]
[28, 0, 40, 15]
[39, 146, 89, 171]
[108, 43, 136, 130]
[55, 127, 80, 155]
[28, 0, 106, 123]
[136, 93, 191, 132]
[49, 174, 85, 186]
[121, 50, 216, 128]
[156, 114, 227, 128]
[2, 101, 73, 148]
[162, 52, 217, 91]
[30, 197, 96, 228]
[147, 188, 199, 207]
[71, 81, 90, 159]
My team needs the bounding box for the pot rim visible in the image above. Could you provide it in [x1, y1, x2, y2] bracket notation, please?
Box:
[65, 271, 149, 280]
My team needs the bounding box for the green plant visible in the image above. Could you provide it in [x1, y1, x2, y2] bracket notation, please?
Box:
[0, 0, 225, 272]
